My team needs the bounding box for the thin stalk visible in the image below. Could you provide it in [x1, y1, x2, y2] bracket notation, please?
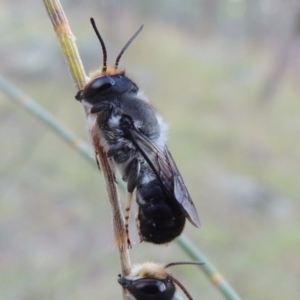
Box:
[43, 0, 86, 90]
[43, 0, 131, 284]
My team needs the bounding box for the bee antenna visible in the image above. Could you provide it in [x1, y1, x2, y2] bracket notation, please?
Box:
[90, 18, 107, 72]
[115, 25, 143, 69]
[167, 275, 194, 300]
[164, 262, 203, 300]
[165, 261, 204, 269]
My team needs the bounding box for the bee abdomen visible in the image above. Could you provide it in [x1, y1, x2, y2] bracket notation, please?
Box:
[136, 181, 186, 244]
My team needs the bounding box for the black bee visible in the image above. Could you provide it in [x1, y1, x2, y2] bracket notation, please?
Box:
[75, 18, 200, 246]
[118, 261, 203, 300]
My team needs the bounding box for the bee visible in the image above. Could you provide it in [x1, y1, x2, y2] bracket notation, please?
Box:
[118, 261, 203, 300]
[75, 18, 200, 246]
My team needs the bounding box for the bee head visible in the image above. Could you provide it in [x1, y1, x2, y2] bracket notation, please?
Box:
[76, 73, 139, 104]
[118, 276, 175, 300]
[118, 264, 175, 300]
[75, 18, 142, 103]
[118, 261, 204, 300]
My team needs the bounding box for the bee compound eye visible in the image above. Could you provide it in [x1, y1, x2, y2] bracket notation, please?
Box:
[82, 76, 115, 99]
[131, 279, 166, 295]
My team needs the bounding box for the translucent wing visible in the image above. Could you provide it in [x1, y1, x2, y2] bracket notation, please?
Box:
[126, 128, 201, 228]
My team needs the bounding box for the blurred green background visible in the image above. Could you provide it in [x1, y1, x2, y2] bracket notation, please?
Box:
[1, 0, 300, 299]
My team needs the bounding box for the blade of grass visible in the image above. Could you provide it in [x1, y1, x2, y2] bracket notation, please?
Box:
[0, 75, 94, 165]
[178, 235, 242, 300]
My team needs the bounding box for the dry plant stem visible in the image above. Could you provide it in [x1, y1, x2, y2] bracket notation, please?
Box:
[43, 0, 86, 90]
[94, 143, 131, 275]
[43, 0, 132, 282]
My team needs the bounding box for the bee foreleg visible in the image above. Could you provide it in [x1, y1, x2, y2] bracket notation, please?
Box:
[90, 103, 112, 114]
[94, 150, 101, 170]
[90, 103, 112, 128]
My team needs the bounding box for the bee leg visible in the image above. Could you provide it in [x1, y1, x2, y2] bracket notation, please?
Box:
[125, 158, 140, 193]
[90, 103, 112, 114]
[123, 158, 140, 248]
[99, 111, 113, 129]
[91, 149, 101, 170]
[125, 192, 134, 249]
[106, 144, 123, 158]
[90, 103, 112, 128]
[95, 151, 101, 170]
[135, 215, 144, 243]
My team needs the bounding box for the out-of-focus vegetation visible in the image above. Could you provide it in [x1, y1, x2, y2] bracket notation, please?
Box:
[1, 0, 300, 299]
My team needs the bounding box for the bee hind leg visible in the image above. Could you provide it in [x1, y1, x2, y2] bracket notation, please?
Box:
[124, 192, 134, 249]
[123, 158, 140, 248]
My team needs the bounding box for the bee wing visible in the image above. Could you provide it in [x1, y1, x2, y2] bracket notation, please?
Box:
[127, 129, 201, 228]
[164, 147, 201, 228]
